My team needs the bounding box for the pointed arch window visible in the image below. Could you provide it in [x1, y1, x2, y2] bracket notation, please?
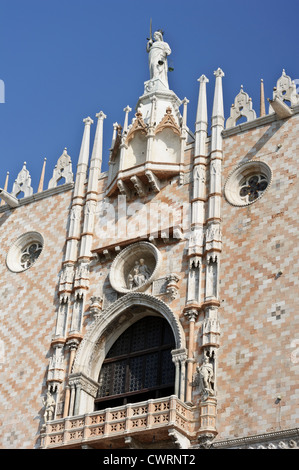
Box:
[94, 316, 175, 411]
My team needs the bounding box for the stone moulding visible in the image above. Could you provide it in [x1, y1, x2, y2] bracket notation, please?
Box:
[0, 183, 74, 213]
[72, 291, 185, 379]
[211, 427, 299, 449]
[109, 241, 162, 294]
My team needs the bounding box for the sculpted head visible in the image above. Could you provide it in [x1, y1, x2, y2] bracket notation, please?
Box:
[153, 31, 163, 42]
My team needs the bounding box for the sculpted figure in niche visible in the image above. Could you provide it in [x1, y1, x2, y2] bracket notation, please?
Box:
[128, 258, 151, 289]
[195, 354, 215, 399]
[147, 30, 171, 89]
[42, 390, 56, 422]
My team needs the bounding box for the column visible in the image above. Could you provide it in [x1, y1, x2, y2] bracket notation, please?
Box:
[184, 308, 199, 403]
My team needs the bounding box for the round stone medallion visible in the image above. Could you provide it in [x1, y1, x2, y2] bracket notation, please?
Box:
[109, 241, 162, 294]
[224, 160, 272, 207]
[6, 231, 44, 273]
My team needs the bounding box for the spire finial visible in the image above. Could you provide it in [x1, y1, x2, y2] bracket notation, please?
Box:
[260, 78, 266, 117]
[196, 74, 209, 125]
[37, 157, 47, 193]
[77, 117, 93, 166]
[212, 68, 225, 119]
[123, 106, 132, 133]
[90, 110, 106, 164]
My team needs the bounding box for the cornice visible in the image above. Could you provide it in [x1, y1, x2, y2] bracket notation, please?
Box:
[0, 182, 74, 213]
[222, 105, 299, 138]
[211, 427, 299, 448]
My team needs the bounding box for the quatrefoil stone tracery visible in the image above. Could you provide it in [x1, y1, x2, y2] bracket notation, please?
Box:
[239, 174, 268, 203]
[20, 242, 43, 270]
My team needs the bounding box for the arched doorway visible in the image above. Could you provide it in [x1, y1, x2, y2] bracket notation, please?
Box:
[70, 293, 187, 416]
[94, 316, 175, 410]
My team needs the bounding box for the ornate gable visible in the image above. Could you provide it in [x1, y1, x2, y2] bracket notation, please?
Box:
[125, 111, 148, 144]
[155, 106, 181, 136]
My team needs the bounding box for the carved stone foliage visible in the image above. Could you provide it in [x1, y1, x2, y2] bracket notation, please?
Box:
[89, 295, 103, 319]
[165, 273, 180, 300]
[109, 242, 162, 294]
[68, 372, 99, 399]
[130, 175, 146, 197]
[48, 148, 74, 189]
[145, 170, 160, 193]
[226, 86, 256, 128]
[11, 162, 33, 198]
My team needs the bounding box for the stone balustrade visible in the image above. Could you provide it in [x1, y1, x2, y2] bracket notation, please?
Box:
[41, 395, 194, 448]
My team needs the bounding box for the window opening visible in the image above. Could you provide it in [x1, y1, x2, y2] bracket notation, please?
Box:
[95, 316, 175, 410]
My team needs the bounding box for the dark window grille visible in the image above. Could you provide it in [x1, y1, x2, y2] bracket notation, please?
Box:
[95, 316, 175, 410]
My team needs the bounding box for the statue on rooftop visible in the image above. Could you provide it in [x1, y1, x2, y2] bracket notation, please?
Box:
[146, 27, 171, 89]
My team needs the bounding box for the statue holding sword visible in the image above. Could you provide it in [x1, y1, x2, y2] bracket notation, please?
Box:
[146, 20, 172, 89]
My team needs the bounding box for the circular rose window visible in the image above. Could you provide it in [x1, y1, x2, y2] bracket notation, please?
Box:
[6, 231, 44, 272]
[109, 241, 161, 294]
[224, 161, 272, 206]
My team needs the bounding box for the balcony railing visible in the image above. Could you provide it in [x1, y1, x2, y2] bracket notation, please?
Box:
[41, 395, 195, 448]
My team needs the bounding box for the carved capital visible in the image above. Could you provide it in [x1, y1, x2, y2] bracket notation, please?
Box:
[184, 308, 199, 322]
[83, 116, 94, 126]
[198, 74, 209, 84]
[197, 432, 216, 449]
[96, 111, 107, 120]
[214, 67, 224, 78]
[90, 295, 103, 318]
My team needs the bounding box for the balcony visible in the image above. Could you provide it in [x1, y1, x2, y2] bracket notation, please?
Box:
[40, 395, 196, 449]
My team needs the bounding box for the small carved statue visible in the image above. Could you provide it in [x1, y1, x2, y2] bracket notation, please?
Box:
[127, 258, 151, 289]
[195, 354, 215, 399]
[147, 29, 171, 89]
[42, 390, 56, 423]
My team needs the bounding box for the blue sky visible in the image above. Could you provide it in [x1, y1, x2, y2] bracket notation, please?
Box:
[0, 0, 298, 192]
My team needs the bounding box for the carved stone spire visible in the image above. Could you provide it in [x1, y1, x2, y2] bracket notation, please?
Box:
[260, 79, 266, 117]
[195, 75, 209, 157]
[89, 111, 106, 178]
[212, 68, 225, 121]
[78, 117, 93, 166]
[122, 106, 132, 134]
[79, 111, 106, 261]
[37, 158, 47, 193]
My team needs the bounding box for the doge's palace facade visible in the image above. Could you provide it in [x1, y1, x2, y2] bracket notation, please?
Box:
[0, 29, 298, 450]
